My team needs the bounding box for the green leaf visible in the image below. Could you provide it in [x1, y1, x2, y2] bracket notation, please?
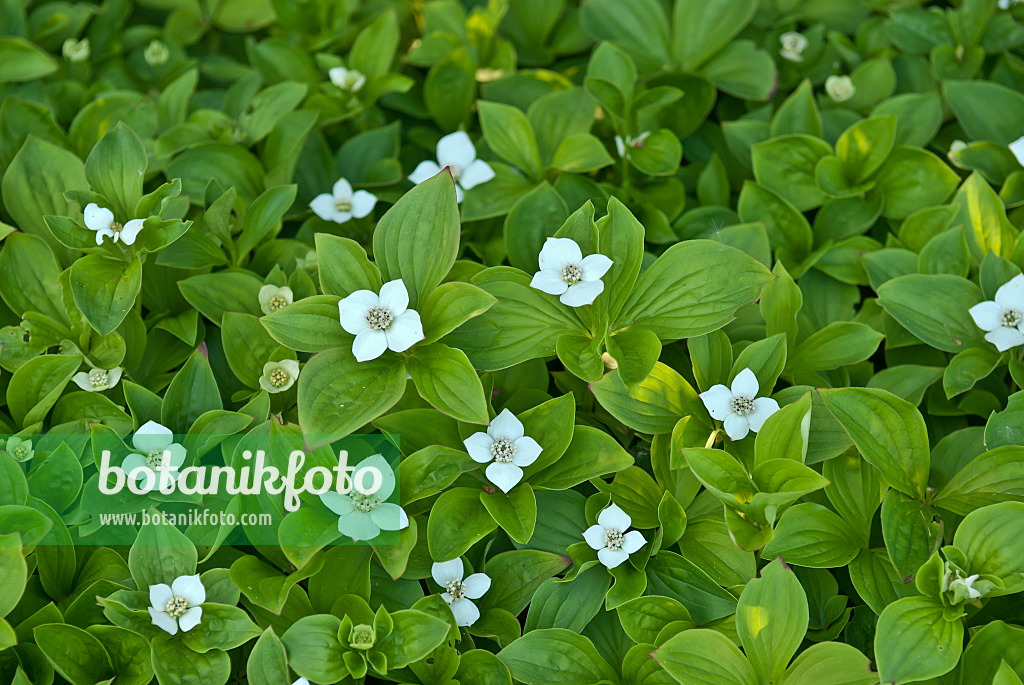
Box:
[873, 147, 960, 220]
[654, 628, 758, 685]
[3, 136, 89, 248]
[408, 343, 488, 424]
[498, 629, 619, 685]
[876, 274, 986, 353]
[672, 0, 756, 69]
[835, 116, 897, 184]
[70, 255, 143, 336]
[0, 37, 58, 83]
[874, 597, 962, 684]
[478, 101, 542, 178]
[751, 135, 832, 211]
[378, 609, 450, 669]
[788, 322, 883, 373]
[934, 447, 1024, 515]
[953, 501, 1024, 582]
[33, 623, 113, 685]
[778, 642, 877, 685]
[161, 347, 222, 433]
[279, 615, 348, 684]
[591, 362, 704, 435]
[503, 182, 568, 272]
[427, 487, 499, 560]
[261, 295, 348, 353]
[0, 232, 68, 323]
[6, 354, 81, 428]
[85, 122, 147, 219]
[737, 182, 813, 264]
[944, 79, 1024, 145]
[419, 281, 496, 344]
[481, 484, 538, 544]
[761, 503, 864, 568]
[246, 628, 289, 685]
[182, 603, 261, 654]
[736, 559, 808, 684]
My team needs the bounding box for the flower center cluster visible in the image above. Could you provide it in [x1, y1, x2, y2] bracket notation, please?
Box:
[89, 369, 109, 388]
[445, 578, 466, 600]
[335, 197, 351, 212]
[603, 528, 624, 551]
[349, 624, 375, 650]
[1002, 308, 1022, 328]
[267, 294, 288, 312]
[268, 368, 290, 387]
[560, 263, 583, 285]
[730, 395, 754, 415]
[490, 437, 517, 463]
[351, 492, 383, 512]
[147, 448, 167, 469]
[365, 305, 393, 331]
[111, 221, 123, 232]
[165, 595, 190, 618]
[11, 445, 28, 459]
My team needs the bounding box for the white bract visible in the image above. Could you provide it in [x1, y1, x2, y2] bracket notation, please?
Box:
[699, 367, 780, 441]
[1010, 135, 1024, 166]
[320, 454, 409, 541]
[999, 0, 1023, 9]
[779, 31, 808, 62]
[614, 131, 650, 158]
[72, 366, 122, 392]
[583, 504, 646, 569]
[148, 575, 205, 635]
[84, 203, 144, 246]
[409, 131, 495, 203]
[431, 558, 491, 627]
[529, 237, 613, 307]
[259, 284, 293, 316]
[310, 178, 377, 224]
[259, 359, 299, 393]
[120, 421, 187, 492]
[144, 40, 169, 66]
[969, 274, 1024, 351]
[63, 38, 90, 62]
[292, 680, 310, 685]
[825, 75, 855, 103]
[950, 573, 982, 600]
[463, 408, 542, 493]
[338, 279, 424, 362]
[329, 66, 366, 92]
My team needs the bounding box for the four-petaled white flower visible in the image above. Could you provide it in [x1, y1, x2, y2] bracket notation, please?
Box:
[320, 454, 410, 541]
[1010, 135, 1024, 167]
[120, 420, 187, 492]
[530, 237, 613, 307]
[338, 279, 424, 362]
[148, 574, 205, 635]
[825, 75, 855, 103]
[259, 359, 299, 393]
[72, 366, 122, 392]
[615, 131, 650, 158]
[431, 558, 491, 627]
[310, 178, 377, 224]
[969, 274, 1024, 352]
[699, 367, 780, 441]
[409, 131, 495, 203]
[329, 67, 366, 92]
[583, 504, 646, 569]
[84, 203, 144, 246]
[949, 573, 982, 600]
[463, 408, 543, 493]
[144, 40, 169, 66]
[259, 284, 293, 316]
[779, 31, 808, 62]
[63, 37, 90, 62]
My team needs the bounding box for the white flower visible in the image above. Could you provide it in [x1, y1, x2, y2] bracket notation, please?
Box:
[969, 274, 1024, 351]
[949, 573, 982, 600]
[583, 504, 646, 569]
[292, 679, 310, 685]
[329, 66, 366, 92]
[463, 408, 543, 493]
[779, 31, 808, 62]
[63, 37, 90, 62]
[144, 40, 169, 66]
[120, 421, 187, 493]
[825, 75, 855, 103]
[72, 367, 122, 392]
[614, 131, 650, 158]
[310, 178, 377, 224]
[84, 203, 144, 246]
[699, 367, 780, 441]
[529, 237, 613, 307]
[338, 279, 424, 362]
[148, 575, 204, 635]
[999, 0, 1023, 9]
[3, 437, 33, 463]
[431, 558, 491, 627]
[320, 454, 409, 541]
[1010, 135, 1024, 166]
[259, 359, 299, 393]
[259, 284, 293, 316]
[409, 131, 495, 203]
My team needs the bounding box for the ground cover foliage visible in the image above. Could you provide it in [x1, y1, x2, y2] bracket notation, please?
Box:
[2, 0, 1024, 683]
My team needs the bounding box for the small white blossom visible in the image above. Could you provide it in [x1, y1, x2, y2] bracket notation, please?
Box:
[310, 178, 377, 224]
[120, 421, 186, 493]
[825, 75, 855, 103]
[1010, 135, 1024, 166]
[259, 359, 298, 393]
[999, 0, 1023, 9]
[409, 131, 495, 203]
[3, 437, 33, 463]
[72, 367, 122, 392]
[699, 367, 780, 441]
[338, 279, 424, 362]
[614, 131, 651, 158]
[148, 575, 204, 635]
[583, 504, 646, 569]
[969, 274, 1024, 351]
[259, 284, 293, 316]
[144, 40, 169, 66]
[63, 38, 90, 62]
[431, 558, 491, 627]
[320, 455, 409, 541]
[779, 32, 809, 62]
[529, 237, 613, 307]
[950, 573, 982, 600]
[329, 66, 366, 92]
[84, 203, 144, 246]
[463, 408, 543, 493]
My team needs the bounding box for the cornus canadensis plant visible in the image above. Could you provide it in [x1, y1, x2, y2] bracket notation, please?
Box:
[431, 558, 491, 627]
[699, 368, 781, 440]
[583, 504, 646, 569]
[338, 279, 425, 361]
[409, 131, 495, 202]
[529, 237, 613, 307]
[309, 178, 377, 224]
[83, 202, 144, 245]
[463, 408, 543, 492]
[969, 274, 1024, 351]
[148, 575, 205, 635]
